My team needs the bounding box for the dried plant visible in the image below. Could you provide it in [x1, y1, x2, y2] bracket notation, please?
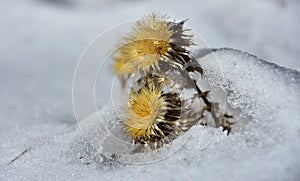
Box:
[112, 13, 235, 150]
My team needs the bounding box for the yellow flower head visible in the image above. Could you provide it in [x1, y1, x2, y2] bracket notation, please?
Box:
[113, 13, 194, 80]
[122, 75, 183, 149]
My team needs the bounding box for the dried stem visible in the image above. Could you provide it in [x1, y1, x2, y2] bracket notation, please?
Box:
[183, 61, 234, 133]
[8, 149, 29, 165]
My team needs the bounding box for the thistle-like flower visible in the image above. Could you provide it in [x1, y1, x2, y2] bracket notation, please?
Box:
[121, 75, 195, 149]
[113, 12, 194, 82]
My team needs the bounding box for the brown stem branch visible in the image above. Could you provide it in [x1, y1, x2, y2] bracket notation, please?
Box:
[8, 149, 29, 165]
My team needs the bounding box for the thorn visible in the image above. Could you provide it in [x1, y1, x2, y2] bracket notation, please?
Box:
[185, 66, 203, 74]
[198, 91, 210, 98]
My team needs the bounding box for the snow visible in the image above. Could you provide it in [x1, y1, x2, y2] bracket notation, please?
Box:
[75, 48, 300, 180]
[1, 0, 300, 180]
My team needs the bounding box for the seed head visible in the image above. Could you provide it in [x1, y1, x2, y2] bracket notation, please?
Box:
[113, 13, 194, 82]
[122, 75, 184, 149]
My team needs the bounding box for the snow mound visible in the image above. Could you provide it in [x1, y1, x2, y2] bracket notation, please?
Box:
[2, 48, 300, 180]
[80, 48, 300, 180]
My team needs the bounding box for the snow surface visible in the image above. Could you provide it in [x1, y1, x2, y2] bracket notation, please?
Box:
[1, 0, 300, 180]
